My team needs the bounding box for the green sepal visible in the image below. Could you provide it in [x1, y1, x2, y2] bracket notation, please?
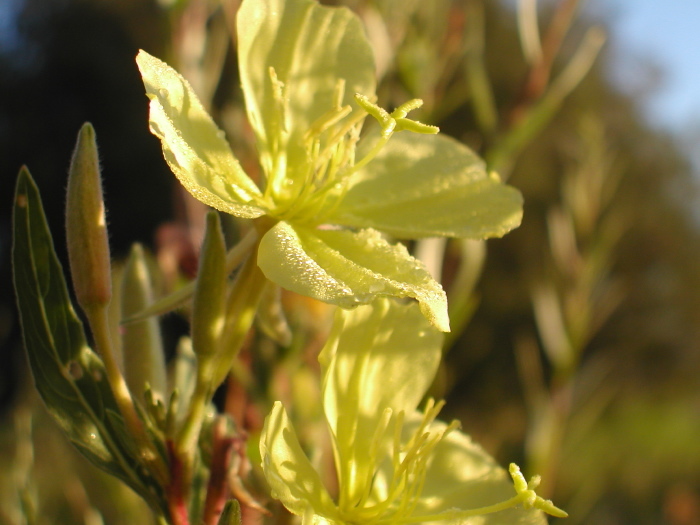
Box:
[191, 211, 228, 359]
[12, 167, 167, 514]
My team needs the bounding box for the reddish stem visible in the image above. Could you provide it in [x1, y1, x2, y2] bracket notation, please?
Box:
[167, 440, 191, 525]
[202, 419, 236, 525]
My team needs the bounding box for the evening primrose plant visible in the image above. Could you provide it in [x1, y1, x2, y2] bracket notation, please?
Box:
[9, 0, 564, 524]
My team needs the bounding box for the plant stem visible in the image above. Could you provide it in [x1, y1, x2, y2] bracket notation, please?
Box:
[171, 247, 267, 519]
[166, 440, 191, 525]
[202, 419, 236, 525]
[86, 304, 168, 485]
[214, 249, 268, 388]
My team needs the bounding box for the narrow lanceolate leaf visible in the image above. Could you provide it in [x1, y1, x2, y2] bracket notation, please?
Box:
[12, 167, 167, 514]
[257, 221, 450, 331]
[331, 131, 523, 239]
[136, 50, 266, 218]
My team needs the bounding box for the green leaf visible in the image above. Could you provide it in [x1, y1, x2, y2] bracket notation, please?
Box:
[237, 0, 375, 182]
[136, 50, 265, 218]
[331, 131, 523, 239]
[257, 221, 450, 331]
[12, 167, 167, 514]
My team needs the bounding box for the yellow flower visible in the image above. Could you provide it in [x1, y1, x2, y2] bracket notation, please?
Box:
[136, 0, 522, 331]
[260, 298, 566, 524]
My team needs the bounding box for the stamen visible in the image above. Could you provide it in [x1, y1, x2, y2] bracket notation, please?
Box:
[333, 78, 346, 108]
[353, 408, 394, 510]
[304, 104, 353, 143]
[263, 67, 290, 203]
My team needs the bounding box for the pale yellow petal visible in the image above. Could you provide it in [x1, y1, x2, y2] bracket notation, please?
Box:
[237, 0, 375, 182]
[259, 402, 339, 519]
[136, 50, 265, 218]
[331, 132, 523, 239]
[257, 222, 449, 331]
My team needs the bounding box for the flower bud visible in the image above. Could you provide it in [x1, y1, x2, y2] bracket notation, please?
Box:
[192, 211, 227, 359]
[66, 122, 112, 310]
[121, 243, 167, 402]
[216, 500, 242, 525]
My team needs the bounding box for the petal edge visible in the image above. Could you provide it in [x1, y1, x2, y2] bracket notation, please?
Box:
[257, 222, 450, 331]
[136, 50, 266, 218]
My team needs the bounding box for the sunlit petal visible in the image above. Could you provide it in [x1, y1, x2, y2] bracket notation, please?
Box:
[257, 222, 450, 331]
[237, 0, 375, 181]
[136, 50, 265, 218]
[403, 416, 547, 525]
[331, 131, 523, 239]
[260, 402, 340, 520]
[319, 299, 443, 504]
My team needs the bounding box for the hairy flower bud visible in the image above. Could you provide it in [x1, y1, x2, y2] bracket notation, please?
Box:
[66, 122, 112, 310]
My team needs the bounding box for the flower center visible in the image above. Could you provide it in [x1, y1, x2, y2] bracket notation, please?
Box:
[261, 68, 439, 225]
[262, 70, 365, 223]
[337, 399, 459, 525]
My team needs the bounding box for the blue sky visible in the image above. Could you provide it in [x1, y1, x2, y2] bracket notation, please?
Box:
[503, 0, 700, 133]
[590, 0, 700, 132]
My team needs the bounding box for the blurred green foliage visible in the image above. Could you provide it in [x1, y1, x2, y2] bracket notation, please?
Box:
[1, 0, 699, 524]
